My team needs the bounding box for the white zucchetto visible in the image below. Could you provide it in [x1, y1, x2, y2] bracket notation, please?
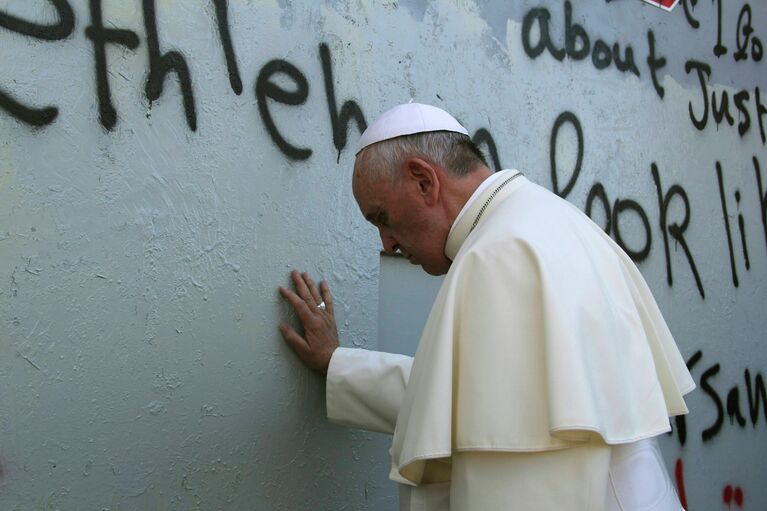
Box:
[356, 103, 469, 154]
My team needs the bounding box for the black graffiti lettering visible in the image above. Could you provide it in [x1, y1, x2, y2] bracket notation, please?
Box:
[472, 128, 502, 172]
[682, 0, 700, 30]
[521, 7, 565, 61]
[212, 0, 242, 95]
[542, 7, 566, 61]
[701, 363, 724, 442]
[521, 8, 546, 59]
[612, 199, 651, 262]
[726, 387, 747, 427]
[255, 60, 311, 161]
[683, 61, 762, 142]
[735, 4, 753, 61]
[673, 412, 687, 446]
[734, 90, 751, 136]
[717, 165, 754, 280]
[754, 42, 764, 62]
[0, 89, 58, 127]
[143, 0, 197, 131]
[712, 0, 727, 58]
[745, 369, 766, 427]
[735, 191, 750, 270]
[523, 2, 637, 78]
[683, 352, 766, 443]
[550, 111, 583, 199]
[0, 0, 74, 40]
[755, 156, 767, 253]
[734, 5, 762, 62]
[565, 1, 589, 60]
[647, 30, 666, 100]
[585, 183, 611, 233]
[0, 0, 75, 127]
[755, 87, 766, 144]
[84, 0, 140, 131]
[521, 9, 543, 58]
[651, 164, 705, 299]
[319, 43, 367, 163]
[716, 162, 739, 287]
[612, 43, 640, 77]
[751, 38, 764, 62]
[685, 60, 711, 131]
[592, 40, 612, 70]
[711, 89, 734, 127]
[687, 350, 703, 371]
[675, 350, 703, 447]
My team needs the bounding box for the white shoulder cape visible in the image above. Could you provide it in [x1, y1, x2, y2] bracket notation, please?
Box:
[389, 171, 695, 485]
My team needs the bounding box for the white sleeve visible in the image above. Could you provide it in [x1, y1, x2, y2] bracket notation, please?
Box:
[326, 347, 413, 434]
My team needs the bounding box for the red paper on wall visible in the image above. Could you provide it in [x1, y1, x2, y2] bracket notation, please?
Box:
[642, 0, 679, 11]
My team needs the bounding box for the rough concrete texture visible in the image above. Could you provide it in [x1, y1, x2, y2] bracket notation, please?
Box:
[0, 0, 764, 509]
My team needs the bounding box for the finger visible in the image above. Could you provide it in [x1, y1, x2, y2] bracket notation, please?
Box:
[279, 286, 314, 324]
[291, 270, 315, 305]
[319, 281, 334, 315]
[279, 323, 310, 357]
[302, 272, 323, 306]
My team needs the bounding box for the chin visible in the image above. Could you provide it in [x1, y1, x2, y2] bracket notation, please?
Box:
[421, 262, 451, 276]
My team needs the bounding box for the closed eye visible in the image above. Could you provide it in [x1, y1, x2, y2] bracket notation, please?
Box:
[366, 209, 389, 228]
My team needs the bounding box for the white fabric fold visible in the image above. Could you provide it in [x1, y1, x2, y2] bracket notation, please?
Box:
[390, 172, 695, 485]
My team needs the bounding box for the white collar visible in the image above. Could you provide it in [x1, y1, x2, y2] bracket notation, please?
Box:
[444, 169, 523, 260]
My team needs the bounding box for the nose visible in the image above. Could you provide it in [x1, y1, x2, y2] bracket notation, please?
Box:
[379, 229, 399, 255]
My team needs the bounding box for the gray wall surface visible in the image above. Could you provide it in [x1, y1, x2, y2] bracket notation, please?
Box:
[1, 0, 765, 509]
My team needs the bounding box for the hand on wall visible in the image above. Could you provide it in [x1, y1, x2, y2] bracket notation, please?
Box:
[278, 270, 339, 374]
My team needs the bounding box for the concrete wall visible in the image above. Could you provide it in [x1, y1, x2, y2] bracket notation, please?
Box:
[0, 1, 764, 509]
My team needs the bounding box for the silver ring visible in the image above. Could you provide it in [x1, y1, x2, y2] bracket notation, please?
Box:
[317, 301, 326, 311]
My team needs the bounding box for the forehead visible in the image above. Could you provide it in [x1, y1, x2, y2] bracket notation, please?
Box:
[352, 171, 394, 218]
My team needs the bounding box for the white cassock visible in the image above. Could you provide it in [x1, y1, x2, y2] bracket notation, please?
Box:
[327, 170, 695, 510]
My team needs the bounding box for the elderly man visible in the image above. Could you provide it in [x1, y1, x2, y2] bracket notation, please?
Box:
[278, 103, 694, 510]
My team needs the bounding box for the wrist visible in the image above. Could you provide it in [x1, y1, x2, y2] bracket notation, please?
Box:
[321, 346, 339, 375]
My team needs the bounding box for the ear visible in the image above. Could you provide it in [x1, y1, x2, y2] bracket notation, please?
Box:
[403, 157, 441, 206]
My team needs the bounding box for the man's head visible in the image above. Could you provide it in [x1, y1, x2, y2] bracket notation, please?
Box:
[352, 103, 491, 276]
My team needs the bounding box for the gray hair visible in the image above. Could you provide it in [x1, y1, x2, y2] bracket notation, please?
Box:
[354, 131, 488, 182]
